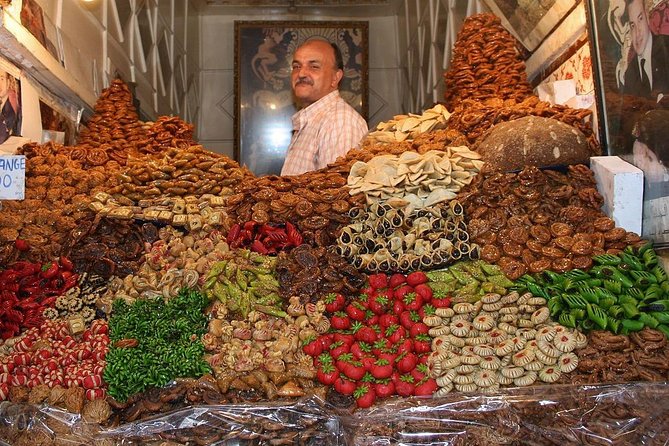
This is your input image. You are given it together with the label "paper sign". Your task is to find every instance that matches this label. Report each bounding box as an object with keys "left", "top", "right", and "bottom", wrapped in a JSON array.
[{"left": 0, "top": 155, "right": 26, "bottom": 200}]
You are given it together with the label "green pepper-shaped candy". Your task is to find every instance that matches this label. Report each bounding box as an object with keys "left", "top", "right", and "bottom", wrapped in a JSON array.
[
  {"left": 618, "top": 294, "right": 638, "bottom": 307},
  {"left": 626, "top": 287, "right": 644, "bottom": 300},
  {"left": 586, "top": 303, "right": 608, "bottom": 330},
  {"left": 642, "top": 248, "right": 659, "bottom": 268},
  {"left": 645, "top": 300, "right": 669, "bottom": 311},
  {"left": 607, "top": 317, "right": 621, "bottom": 334},
  {"left": 621, "top": 302, "right": 639, "bottom": 319},
  {"left": 644, "top": 284, "right": 664, "bottom": 301},
  {"left": 592, "top": 266, "right": 635, "bottom": 288},
  {"left": 580, "top": 318, "right": 595, "bottom": 331},
  {"left": 584, "top": 278, "right": 603, "bottom": 288},
  {"left": 630, "top": 270, "right": 658, "bottom": 287},
  {"left": 563, "top": 294, "right": 588, "bottom": 309},
  {"left": 570, "top": 308, "right": 586, "bottom": 320},
  {"left": 661, "top": 281, "right": 669, "bottom": 294},
  {"left": 526, "top": 282, "right": 549, "bottom": 299},
  {"left": 592, "top": 254, "right": 622, "bottom": 266},
  {"left": 542, "top": 270, "right": 562, "bottom": 284},
  {"left": 548, "top": 296, "right": 564, "bottom": 315},
  {"left": 608, "top": 305, "right": 624, "bottom": 318},
  {"left": 650, "top": 311, "right": 669, "bottom": 324},
  {"left": 638, "top": 312, "right": 660, "bottom": 329},
  {"left": 598, "top": 296, "right": 616, "bottom": 310},
  {"left": 578, "top": 287, "right": 599, "bottom": 304},
  {"left": 620, "top": 252, "right": 644, "bottom": 271},
  {"left": 562, "top": 269, "right": 592, "bottom": 282},
  {"left": 621, "top": 319, "right": 645, "bottom": 332},
  {"left": 651, "top": 265, "right": 668, "bottom": 283},
  {"left": 603, "top": 279, "right": 622, "bottom": 294},
  {"left": 559, "top": 313, "right": 577, "bottom": 328}
]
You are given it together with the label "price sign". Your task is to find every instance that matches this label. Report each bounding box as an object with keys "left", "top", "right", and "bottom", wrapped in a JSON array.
[{"left": 0, "top": 155, "right": 26, "bottom": 200}]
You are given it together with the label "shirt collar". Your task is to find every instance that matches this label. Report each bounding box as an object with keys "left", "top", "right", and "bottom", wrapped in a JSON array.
[
  {"left": 639, "top": 33, "right": 653, "bottom": 65},
  {"left": 292, "top": 90, "right": 341, "bottom": 131}
]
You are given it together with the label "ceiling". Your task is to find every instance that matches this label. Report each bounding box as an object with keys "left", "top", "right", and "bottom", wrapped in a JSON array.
[{"left": 192, "top": 0, "right": 403, "bottom": 16}]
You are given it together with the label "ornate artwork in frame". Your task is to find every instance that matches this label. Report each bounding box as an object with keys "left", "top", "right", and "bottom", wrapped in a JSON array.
[
  {"left": 483, "top": 0, "right": 578, "bottom": 52},
  {"left": 586, "top": 0, "right": 669, "bottom": 247},
  {"left": 234, "top": 21, "right": 369, "bottom": 176}
]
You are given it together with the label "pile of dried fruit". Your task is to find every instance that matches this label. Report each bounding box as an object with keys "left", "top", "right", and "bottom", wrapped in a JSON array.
[
  {"left": 104, "top": 288, "right": 211, "bottom": 402},
  {"left": 459, "top": 165, "right": 643, "bottom": 279},
  {"left": 203, "top": 299, "right": 328, "bottom": 400},
  {"left": 227, "top": 171, "right": 363, "bottom": 246}
]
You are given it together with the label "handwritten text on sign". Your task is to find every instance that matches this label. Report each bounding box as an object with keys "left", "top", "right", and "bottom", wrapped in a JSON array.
[{"left": 0, "top": 156, "right": 26, "bottom": 200}]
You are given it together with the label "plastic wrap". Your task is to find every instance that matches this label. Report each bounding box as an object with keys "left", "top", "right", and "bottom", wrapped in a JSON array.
[
  {"left": 348, "top": 382, "right": 669, "bottom": 446},
  {"left": 1, "top": 383, "right": 668, "bottom": 445},
  {"left": 0, "top": 396, "right": 346, "bottom": 445}
]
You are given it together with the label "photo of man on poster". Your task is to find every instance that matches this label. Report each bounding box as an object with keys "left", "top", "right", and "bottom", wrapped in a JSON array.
[{"left": 0, "top": 70, "right": 22, "bottom": 145}]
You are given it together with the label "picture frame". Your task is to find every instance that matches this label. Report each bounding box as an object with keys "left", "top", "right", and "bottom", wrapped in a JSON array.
[
  {"left": 586, "top": 0, "right": 669, "bottom": 247},
  {"left": 483, "top": 0, "right": 578, "bottom": 52},
  {"left": 234, "top": 20, "right": 369, "bottom": 176}
]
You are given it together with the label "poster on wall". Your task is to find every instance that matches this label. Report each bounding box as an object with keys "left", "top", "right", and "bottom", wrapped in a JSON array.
[
  {"left": 0, "top": 69, "right": 23, "bottom": 147},
  {"left": 483, "top": 0, "right": 578, "bottom": 52},
  {"left": 20, "top": 0, "right": 60, "bottom": 61},
  {"left": 587, "top": 0, "right": 669, "bottom": 247},
  {"left": 234, "top": 21, "right": 368, "bottom": 176}
]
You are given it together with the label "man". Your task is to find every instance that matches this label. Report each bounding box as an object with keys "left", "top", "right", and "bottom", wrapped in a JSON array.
[
  {"left": 280, "top": 37, "right": 368, "bottom": 176},
  {"left": 623, "top": 0, "right": 669, "bottom": 101},
  {"left": 0, "top": 71, "right": 21, "bottom": 145}
]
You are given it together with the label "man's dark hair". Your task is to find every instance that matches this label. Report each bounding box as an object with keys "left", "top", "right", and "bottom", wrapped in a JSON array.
[
  {"left": 623, "top": 0, "right": 643, "bottom": 23},
  {"left": 331, "top": 43, "right": 344, "bottom": 71}
]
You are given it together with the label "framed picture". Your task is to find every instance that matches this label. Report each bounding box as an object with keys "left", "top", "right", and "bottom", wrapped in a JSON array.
[
  {"left": 234, "top": 20, "right": 368, "bottom": 176},
  {"left": 0, "top": 69, "right": 22, "bottom": 146},
  {"left": 587, "top": 0, "right": 669, "bottom": 247},
  {"left": 483, "top": 0, "right": 578, "bottom": 52}
]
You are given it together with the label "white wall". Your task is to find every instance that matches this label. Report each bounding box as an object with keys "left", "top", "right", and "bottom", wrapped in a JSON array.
[{"left": 198, "top": 13, "right": 404, "bottom": 159}]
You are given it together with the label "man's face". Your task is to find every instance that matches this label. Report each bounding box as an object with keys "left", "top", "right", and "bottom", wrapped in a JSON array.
[
  {"left": 0, "top": 73, "right": 9, "bottom": 101},
  {"left": 628, "top": 0, "right": 651, "bottom": 56},
  {"left": 291, "top": 40, "right": 342, "bottom": 106}
]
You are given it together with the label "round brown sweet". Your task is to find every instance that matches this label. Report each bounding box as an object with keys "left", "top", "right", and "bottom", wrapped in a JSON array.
[{"left": 475, "top": 116, "right": 590, "bottom": 172}]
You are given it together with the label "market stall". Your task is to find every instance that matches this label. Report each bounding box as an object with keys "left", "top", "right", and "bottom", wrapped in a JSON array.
[{"left": 0, "top": 12, "right": 668, "bottom": 446}]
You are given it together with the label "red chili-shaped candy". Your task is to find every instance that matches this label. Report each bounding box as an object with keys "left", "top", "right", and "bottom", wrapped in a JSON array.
[{"left": 0, "top": 383, "right": 8, "bottom": 401}]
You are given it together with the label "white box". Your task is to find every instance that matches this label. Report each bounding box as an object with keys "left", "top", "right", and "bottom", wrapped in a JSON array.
[{"left": 590, "top": 156, "right": 643, "bottom": 235}]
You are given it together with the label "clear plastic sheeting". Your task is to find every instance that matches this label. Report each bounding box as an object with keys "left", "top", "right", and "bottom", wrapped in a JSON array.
[
  {"left": 348, "top": 382, "right": 669, "bottom": 446},
  {"left": 1, "top": 383, "right": 669, "bottom": 445},
  {"left": 0, "top": 397, "right": 346, "bottom": 445}
]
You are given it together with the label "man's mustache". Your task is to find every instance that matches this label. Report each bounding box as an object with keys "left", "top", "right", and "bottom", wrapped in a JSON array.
[{"left": 295, "top": 78, "right": 313, "bottom": 86}]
